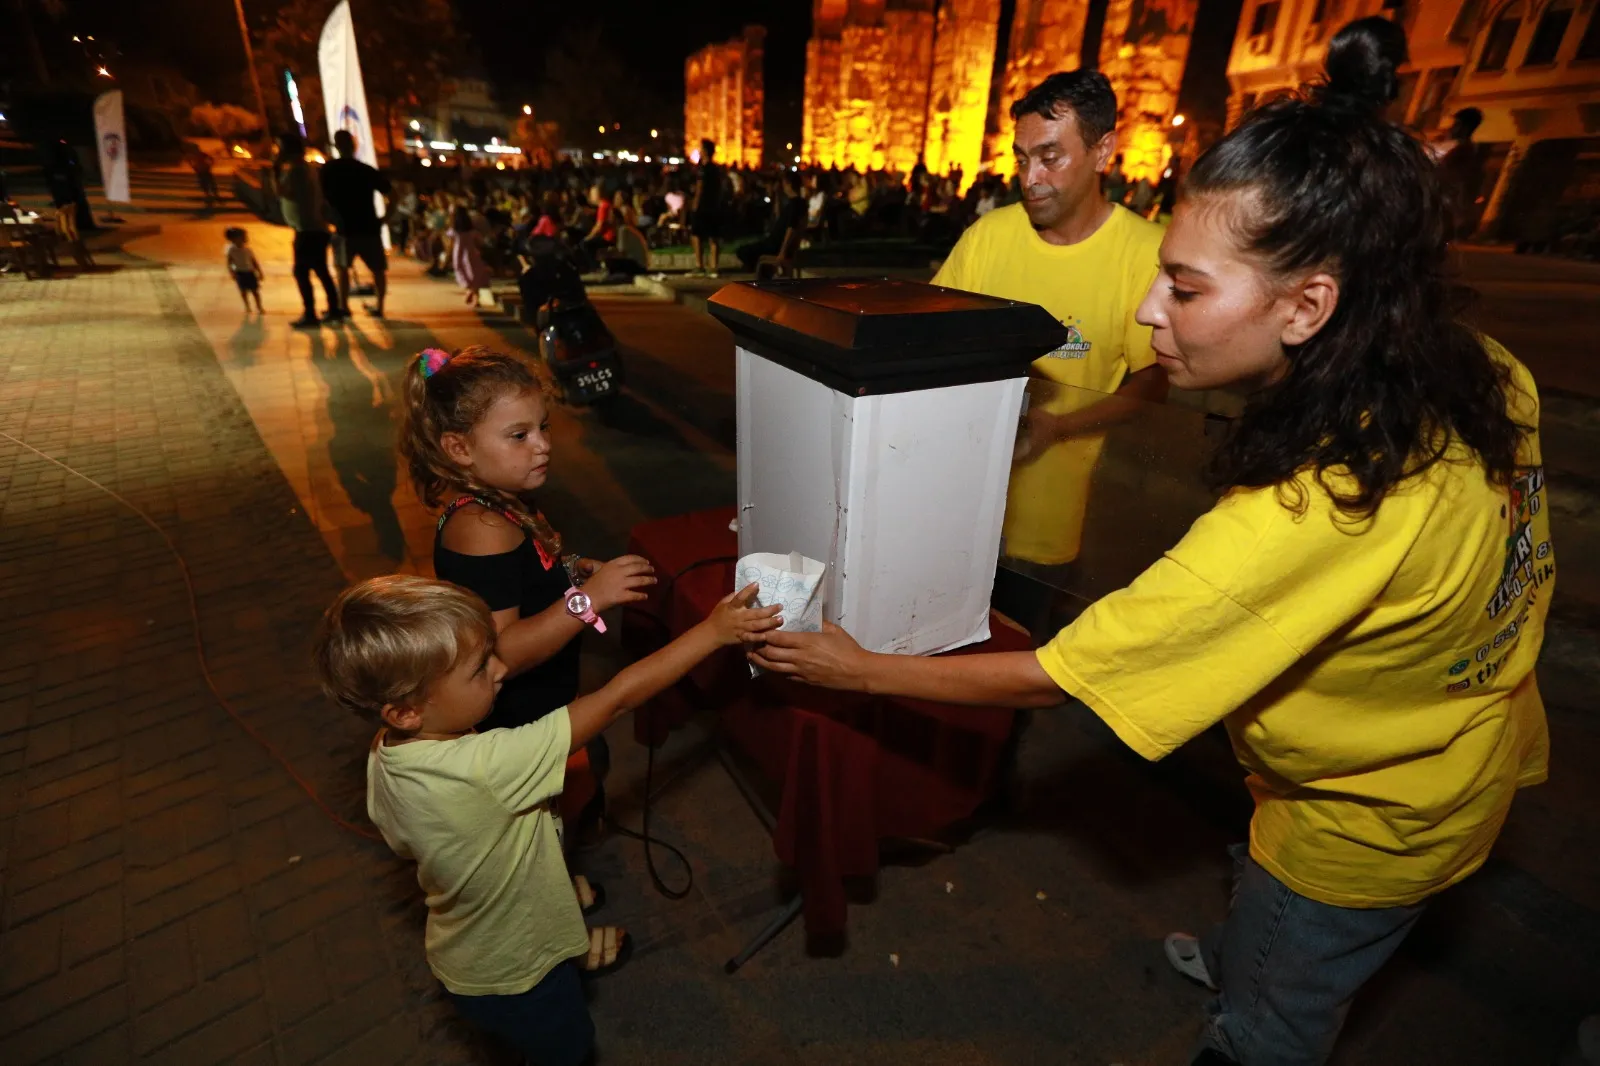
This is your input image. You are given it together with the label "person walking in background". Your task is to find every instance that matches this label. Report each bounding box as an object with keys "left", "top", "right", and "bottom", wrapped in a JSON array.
[
  {"left": 276, "top": 132, "right": 343, "bottom": 328},
  {"left": 690, "top": 139, "right": 725, "bottom": 277},
  {"left": 580, "top": 183, "right": 616, "bottom": 269},
  {"left": 190, "top": 147, "right": 219, "bottom": 209},
  {"left": 1104, "top": 153, "right": 1129, "bottom": 205},
  {"left": 322, "top": 129, "right": 392, "bottom": 318},
  {"left": 224, "top": 226, "right": 264, "bottom": 313},
  {"left": 449, "top": 205, "right": 490, "bottom": 306},
  {"left": 1430, "top": 107, "right": 1486, "bottom": 239}
]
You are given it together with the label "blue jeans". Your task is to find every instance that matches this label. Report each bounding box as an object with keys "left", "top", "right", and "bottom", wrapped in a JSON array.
[
  {"left": 450, "top": 960, "right": 594, "bottom": 1066},
  {"left": 1197, "top": 844, "right": 1427, "bottom": 1066}
]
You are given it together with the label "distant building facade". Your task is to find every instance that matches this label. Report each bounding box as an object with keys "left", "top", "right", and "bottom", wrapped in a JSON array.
[
  {"left": 1223, "top": 0, "right": 1600, "bottom": 241},
  {"left": 432, "top": 78, "right": 511, "bottom": 144},
  {"left": 801, "top": 0, "right": 999, "bottom": 182},
  {"left": 1450, "top": 0, "right": 1600, "bottom": 242},
  {"left": 988, "top": 0, "right": 1094, "bottom": 177},
  {"left": 685, "top": 26, "right": 766, "bottom": 167}
]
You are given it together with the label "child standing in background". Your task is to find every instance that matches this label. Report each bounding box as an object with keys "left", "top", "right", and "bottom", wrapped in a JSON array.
[{"left": 224, "top": 227, "right": 263, "bottom": 313}]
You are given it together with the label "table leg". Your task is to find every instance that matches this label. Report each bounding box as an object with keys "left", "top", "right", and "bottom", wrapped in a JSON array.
[{"left": 723, "top": 893, "right": 803, "bottom": 975}]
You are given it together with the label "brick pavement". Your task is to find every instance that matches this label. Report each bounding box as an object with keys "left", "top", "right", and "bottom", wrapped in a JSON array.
[{"left": 0, "top": 266, "right": 492, "bottom": 1065}]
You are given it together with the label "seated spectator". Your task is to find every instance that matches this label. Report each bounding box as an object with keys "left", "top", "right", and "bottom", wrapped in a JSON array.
[{"left": 737, "top": 171, "right": 806, "bottom": 273}]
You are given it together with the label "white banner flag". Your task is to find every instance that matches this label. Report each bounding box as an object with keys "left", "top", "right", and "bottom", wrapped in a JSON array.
[
  {"left": 317, "top": 0, "right": 388, "bottom": 243},
  {"left": 93, "top": 90, "right": 130, "bottom": 204}
]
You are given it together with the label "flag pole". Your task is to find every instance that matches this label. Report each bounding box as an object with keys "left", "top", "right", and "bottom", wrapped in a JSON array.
[{"left": 234, "top": 0, "right": 272, "bottom": 142}]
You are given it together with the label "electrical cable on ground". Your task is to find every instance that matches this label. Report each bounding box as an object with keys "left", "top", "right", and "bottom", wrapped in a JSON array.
[{"left": 0, "top": 429, "right": 386, "bottom": 843}]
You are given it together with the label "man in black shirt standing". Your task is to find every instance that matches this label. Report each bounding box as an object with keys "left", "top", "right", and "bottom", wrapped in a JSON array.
[
  {"left": 690, "top": 139, "right": 725, "bottom": 278},
  {"left": 322, "top": 130, "right": 393, "bottom": 318}
]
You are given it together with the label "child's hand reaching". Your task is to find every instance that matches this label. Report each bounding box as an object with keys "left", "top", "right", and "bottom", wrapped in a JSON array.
[
  {"left": 707, "top": 583, "right": 783, "bottom": 647},
  {"left": 583, "top": 555, "right": 657, "bottom": 611}
]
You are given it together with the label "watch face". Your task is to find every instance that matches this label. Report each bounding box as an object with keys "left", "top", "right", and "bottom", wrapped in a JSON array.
[{"left": 567, "top": 592, "right": 592, "bottom": 616}]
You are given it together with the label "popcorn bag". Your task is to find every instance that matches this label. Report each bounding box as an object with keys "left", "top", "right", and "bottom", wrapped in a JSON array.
[{"left": 736, "top": 552, "right": 826, "bottom": 669}]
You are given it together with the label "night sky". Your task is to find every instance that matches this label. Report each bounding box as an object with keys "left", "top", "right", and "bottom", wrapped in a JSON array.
[{"left": 49, "top": 0, "right": 1241, "bottom": 154}]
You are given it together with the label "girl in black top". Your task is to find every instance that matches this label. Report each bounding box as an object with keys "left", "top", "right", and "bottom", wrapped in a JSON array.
[
  {"left": 400, "top": 344, "right": 654, "bottom": 723},
  {"left": 399, "top": 345, "right": 655, "bottom": 855}
]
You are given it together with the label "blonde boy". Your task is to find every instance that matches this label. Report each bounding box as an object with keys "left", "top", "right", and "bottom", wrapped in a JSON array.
[{"left": 314, "top": 575, "right": 777, "bottom": 1064}]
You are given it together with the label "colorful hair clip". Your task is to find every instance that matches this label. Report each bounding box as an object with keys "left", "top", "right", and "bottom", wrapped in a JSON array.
[{"left": 418, "top": 348, "right": 452, "bottom": 379}]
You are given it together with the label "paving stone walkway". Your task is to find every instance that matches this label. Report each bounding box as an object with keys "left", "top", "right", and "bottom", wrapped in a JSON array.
[{"left": 0, "top": 266, "right": 487, "bottom": 1064}]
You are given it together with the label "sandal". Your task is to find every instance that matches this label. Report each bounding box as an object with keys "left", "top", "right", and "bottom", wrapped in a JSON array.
[
  {"left": 579, "top": 925, "right": 632, "bottom": 979},
  {"left": 1164, "top": 932, "right": 1218, "bottom": 991},
  {"left": 573, "top": 875, "right": 605, "bottom": 917}
]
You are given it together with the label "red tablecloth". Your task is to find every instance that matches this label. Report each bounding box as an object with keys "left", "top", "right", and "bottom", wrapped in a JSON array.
[{"left": 622, "top": 507, "right": 1032, "bottom": 938}]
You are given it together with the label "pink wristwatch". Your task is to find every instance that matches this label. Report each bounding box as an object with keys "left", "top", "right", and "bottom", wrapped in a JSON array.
[{"left": 564, "top": 587, "right": 606, "bottom": 633}]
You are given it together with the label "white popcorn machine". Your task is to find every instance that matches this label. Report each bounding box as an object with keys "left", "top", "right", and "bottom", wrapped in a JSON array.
[{"left": 707, "top": 278, "right": 1067, "bottom": 656}]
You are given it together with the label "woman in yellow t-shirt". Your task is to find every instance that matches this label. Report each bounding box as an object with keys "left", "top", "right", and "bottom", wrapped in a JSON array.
[{"left": 750, "top": 21, "right": 1552, "bottom": 1066}]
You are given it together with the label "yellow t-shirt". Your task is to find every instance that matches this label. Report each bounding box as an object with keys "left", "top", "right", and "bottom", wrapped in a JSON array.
[
  {"left": 367, "top": 709, "right": 589, "bottom": 995},
  {"left": 933, "top": 203, "right": 1165, "bottom": 565},
  {"left": 1035, "top": 344, "right": 1552, "bottom": 908}
]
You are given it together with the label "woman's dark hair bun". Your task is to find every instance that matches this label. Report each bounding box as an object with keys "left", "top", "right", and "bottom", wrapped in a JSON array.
[{"left": 1321, "top": 16, "right": 1409, "bottom": 111}]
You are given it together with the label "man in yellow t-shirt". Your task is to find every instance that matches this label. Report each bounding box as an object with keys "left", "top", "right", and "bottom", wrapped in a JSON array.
[{"left": 934, "top": 71, "right": 1168, "bottom": 595}]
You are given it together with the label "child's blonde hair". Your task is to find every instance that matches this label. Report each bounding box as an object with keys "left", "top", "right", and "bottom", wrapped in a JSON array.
[
  {"left": 397, "top": 345, "right": 561, "bottom": 555},
  {"left": 313, "top": 575, "right": 495, "bottom": 717}
]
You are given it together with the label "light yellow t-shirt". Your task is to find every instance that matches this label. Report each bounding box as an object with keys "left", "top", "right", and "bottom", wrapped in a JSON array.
[
  {"left": 1036, "top": 345, "right": 1552, "bottom": 908},
  {"left": 933, "top": 203, "right": 1165, "bottom": 565},
  {"left": 367, "top": 709, "right": 589, "bottom": 995}
]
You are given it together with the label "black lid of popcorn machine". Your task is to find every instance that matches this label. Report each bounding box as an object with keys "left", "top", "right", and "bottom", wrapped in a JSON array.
[{"left": 705, "top": 277, "right": 1070, "bottom": 396}]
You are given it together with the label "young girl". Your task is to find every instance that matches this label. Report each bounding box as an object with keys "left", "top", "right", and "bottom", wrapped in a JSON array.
[
  {"left": 449, "top": 205, "right": 491, "bottom": 305},
  {"left": 398, "top": 344, "right": 656, "bottom": 954},
  {"left": 753, "top": 22, "right": 1551, "bottom": 1066},
  {"left": 224, "top": 227, "right": 264, "bottom": 313}
]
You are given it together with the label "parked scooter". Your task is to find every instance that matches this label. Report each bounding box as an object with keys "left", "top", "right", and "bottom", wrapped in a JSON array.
[{"left": 516, "top": 241, "right": 624, "bottom": 407}]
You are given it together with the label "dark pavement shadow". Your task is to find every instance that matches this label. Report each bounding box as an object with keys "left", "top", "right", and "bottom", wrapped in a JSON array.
[
  {"left": 226, "top": 315, "right": 266, "bottom": 367},
  {"left": 306, "top": 324, "right": 411, "bottom": 564}
]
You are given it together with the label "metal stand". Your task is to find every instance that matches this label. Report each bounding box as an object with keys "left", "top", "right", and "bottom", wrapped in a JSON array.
[
  {"left": 724, "top": 894, "right": 803, "bottom": 974},
  {"left": 714, "top": 743, "right": 805, "bottom": 974}
]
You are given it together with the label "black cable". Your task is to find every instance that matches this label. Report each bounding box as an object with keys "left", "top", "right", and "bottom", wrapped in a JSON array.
[{"left": 608, "top": 552, "right": 741, "bottom": 901}]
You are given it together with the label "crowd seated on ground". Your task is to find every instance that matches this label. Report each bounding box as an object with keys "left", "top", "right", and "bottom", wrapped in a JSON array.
[{"left": 376, "top": 149, "right": 1185, "bottom": 281}]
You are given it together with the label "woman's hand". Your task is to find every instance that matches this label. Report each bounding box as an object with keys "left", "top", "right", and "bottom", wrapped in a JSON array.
[
  {"left": 705, "top": 583, "right": 783, "bottom": 647},
  {"left": 577, "top": 557, "right": 604, "bottom": 580},
  {"left": 583, "top": 555, "right": 656, "bottom": 612},
  {"left": 747, "top": 623, "right": 873, "bottom": 691}
]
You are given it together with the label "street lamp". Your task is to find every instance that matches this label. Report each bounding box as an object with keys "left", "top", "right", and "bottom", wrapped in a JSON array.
[
  {"left": 1172, "top": 113, "right": 1186, "bottom": 127},
  {"left": 598, "top": 125, "right": 605, "bottom": 134},
  {"left": 523, "top": 104, "right": 533, "bottom": 116},
  {"left": 231, "top": 0, "right": 272, "bottom": 146}
]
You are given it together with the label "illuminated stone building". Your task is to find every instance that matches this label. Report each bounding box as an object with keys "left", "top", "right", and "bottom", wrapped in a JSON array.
[
  {"left": 1223, "top": 0, "right": 1471, "bottom": 129},
  {"left": 1223, "top": 0, "right": 1600, "bottom": 239},
  {"left": 1448, "top": 0, "right": 1600, "bottom": 241},
  {"left": 684, "top": 26, "right": 766, "bottom": 167},
  {"left": 1099, "top": 0, "right": 1200, "bottom": 180},
  {"left": 923, "top": 0, "right": 1003, "bottom": 180},
  {"left": 989, "top": 0, "right": 1095, "bottom": 177},
  {"left": 801, "top": 0, "right": 999, "bottom": 182}
]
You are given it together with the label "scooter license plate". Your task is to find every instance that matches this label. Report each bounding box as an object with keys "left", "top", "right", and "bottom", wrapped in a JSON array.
[{"left": 575, "top": 367, "right": 614, "bottom": 390}]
